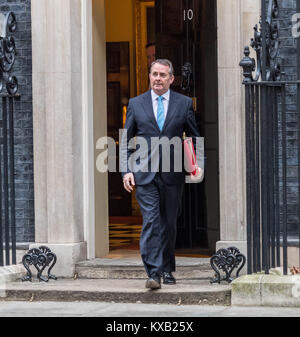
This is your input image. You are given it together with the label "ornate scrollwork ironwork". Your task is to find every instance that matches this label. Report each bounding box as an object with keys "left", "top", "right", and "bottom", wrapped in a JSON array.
[
  {"left": 240, "top": 0, "right": 281, "bottom": 83},
  {"left": 0, "top": 11, "right": 18, "bottom": 95},
  {"left": 210, "top": 247, "right": 246, "bottom": 284},
  {"left": 22, "top": 246, "right": 58, "bottom": 283}
]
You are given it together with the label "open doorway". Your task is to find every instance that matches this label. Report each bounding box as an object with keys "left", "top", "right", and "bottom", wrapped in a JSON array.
[{"left": 105, "top": 0, "right": 219, "bottom": 257}]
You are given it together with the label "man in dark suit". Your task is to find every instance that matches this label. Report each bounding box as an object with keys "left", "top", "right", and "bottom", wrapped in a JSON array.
[{"left": 120, "top": 59, "right": 202, "bottom": 290}]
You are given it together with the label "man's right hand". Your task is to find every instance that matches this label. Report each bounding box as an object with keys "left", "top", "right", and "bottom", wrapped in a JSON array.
[{"left": 123, "top": 173, "right": 135, "bottom": 193}]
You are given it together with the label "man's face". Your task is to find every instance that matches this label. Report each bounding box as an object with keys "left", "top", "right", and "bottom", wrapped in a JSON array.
[
  {"left": 146, "top": 45, "right": 156, "bottom": 68},
  {"left": 149, "top": 63, "right": 175, "bottom": 95}
]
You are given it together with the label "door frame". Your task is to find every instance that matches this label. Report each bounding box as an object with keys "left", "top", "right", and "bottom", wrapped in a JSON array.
[
  {"left": 82, "top": 0, "right": 96, "bottom": 259},
  {"left": 82, "top": 0, "right": 110, "bottom": 259},
  {"left": 135, "top": 0, "right": 154, "bottom": 95}
]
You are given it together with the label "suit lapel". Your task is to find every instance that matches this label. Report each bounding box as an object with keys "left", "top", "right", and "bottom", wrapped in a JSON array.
[
  {"left": 142, "top": 90, "right": 160, "bottom": 132},
  {"left": 162, "top": 90, "right": 179, "bottom": 132}
]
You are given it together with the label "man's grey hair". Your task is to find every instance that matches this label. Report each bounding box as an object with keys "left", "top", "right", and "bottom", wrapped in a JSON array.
[{"left": 150, "top": 59, "right": 174, "bottom": 76}]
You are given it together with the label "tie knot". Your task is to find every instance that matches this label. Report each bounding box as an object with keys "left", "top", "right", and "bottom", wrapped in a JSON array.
[{"left": 158, "top": 96, "right": 163, "bottom": 102}]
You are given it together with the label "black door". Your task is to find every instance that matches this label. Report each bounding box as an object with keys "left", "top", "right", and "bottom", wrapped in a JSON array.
[
  {"left": 155, "top": 0, "right": 219, "bottom": 253},
  {"left": 106, "top": 42, "right": 131, "bottom": 217}
]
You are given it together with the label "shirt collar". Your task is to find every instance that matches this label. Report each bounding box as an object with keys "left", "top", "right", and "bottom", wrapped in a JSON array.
[{"left": 151, "top": 89, "right": 170, "bottom": 101}]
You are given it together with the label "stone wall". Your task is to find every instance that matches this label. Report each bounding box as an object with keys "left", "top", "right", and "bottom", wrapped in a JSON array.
[{"left": 0, "top": 0, "right": 34, "bottom": 243}]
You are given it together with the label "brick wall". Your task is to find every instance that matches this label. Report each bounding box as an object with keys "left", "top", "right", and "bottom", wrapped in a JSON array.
[
  {"left": 243, "top": 1, "right": 300, "bottom": 236},
  {"left": 259, "top": 0, "right": 300, "bottom": 236},
  {"left": 277, "top": 0, "right": 299, "bottom": 236},
  {"left": 0, "top": 0, "right": 34, "bottom": 243},
  {"left": 278, "top": 0, "right": 297, "bottom": 80}
]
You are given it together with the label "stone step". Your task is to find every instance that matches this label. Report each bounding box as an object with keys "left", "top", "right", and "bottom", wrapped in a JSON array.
[
  {"left": 75, "top": 257, "right": 214, "bottom": 280},
  {"left": 3, "top": 278, "right": 231, "bottom": 306}
]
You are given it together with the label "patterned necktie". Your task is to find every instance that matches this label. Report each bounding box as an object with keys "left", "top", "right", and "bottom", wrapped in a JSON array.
[{"left": 157, "top": 96, "right": 165, "bottom": 131}]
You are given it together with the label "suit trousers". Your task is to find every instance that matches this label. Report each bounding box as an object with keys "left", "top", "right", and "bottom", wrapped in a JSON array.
[{"left": 135, "top": 173, "right": 183, "bottom": 278}]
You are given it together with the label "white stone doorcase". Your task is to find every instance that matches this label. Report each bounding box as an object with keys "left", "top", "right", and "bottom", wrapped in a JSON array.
[{"left": 30, "top": 0, "right": 259, "bottom": 277}]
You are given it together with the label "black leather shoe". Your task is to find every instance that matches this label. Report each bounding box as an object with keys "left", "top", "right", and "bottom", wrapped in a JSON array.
[
  {"left": 145, "top": 277, "right": 161, "bottom": 290},
  {"left": 162, "top": 272, "right": 176, "bottom": 284}
]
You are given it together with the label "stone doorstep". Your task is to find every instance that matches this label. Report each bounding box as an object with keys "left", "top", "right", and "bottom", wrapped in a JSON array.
[
  {"left": 75, "top": 257, "right": 213, "bottom": 280},
  {"left": 231, "top": 273, "right": 300, "bottom": 307},
  {"left": 0, "top": 260, "right": 229, "bottom": 306},
  {"left": 2, "top": 278, "right": 231, "bottom": 306},
  {"left": 75, "top": 267, "right": 214, "bottom": 280},
  {"left": 76, "top": 257, "right": 212, "bottom": 267}
]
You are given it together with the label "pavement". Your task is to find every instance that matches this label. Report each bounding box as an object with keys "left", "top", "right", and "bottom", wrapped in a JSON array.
[{"left": 0, "top": 300, "right": 300, "bottom": 317}]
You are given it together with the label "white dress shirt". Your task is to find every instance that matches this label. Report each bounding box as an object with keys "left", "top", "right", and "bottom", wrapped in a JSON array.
[{"left": 151, "top": 89, "right": 170, "bottom": 121}]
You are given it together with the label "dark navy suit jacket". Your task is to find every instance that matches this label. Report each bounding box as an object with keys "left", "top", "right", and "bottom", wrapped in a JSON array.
[{"left": 120, "top": 90, "right": 201, "bottom": 185}]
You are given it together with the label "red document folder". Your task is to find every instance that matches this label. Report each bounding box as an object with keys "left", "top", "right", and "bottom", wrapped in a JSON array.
[{"left": 183, "top": 137, "right": 198, "bottom": 176}]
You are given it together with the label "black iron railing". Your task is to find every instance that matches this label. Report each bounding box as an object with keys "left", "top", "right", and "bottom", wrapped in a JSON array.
[
  {"left": 0, "top": 95, "right": 17, "bottom": 266},
  {"left": 240, "top": 0, "right": 300, "bottom": 275},
  {"left": 0, "top": 11, "right": 19, "bottom": 267},
  {"left": 242, "top": 80, "right": 300, "bottom": 275}
]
